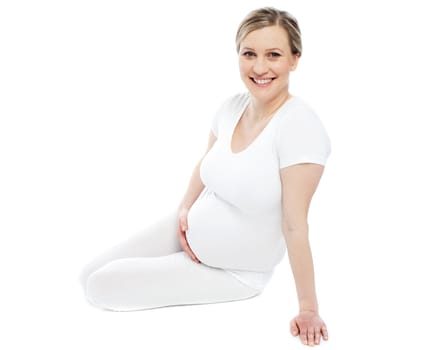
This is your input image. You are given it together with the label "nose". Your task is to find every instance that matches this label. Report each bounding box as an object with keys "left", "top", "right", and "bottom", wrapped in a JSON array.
[{"left": 252, "top": 57, "right": 269, "bottom": 75}]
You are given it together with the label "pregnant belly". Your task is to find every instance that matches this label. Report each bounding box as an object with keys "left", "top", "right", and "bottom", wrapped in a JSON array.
[{"left": 186, "top": 189, "right": 285, "bottom": 271}]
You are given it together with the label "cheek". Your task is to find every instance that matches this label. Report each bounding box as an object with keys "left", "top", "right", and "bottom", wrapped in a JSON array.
[
  {"left": 267, "top": 67, "right": 288, "bottom": 82},
  {"left": 274, "top": 62, "right": 291, "bottom": 76},
  {"left": 238, "top": 59, "right": 251, "bottom": 75}
]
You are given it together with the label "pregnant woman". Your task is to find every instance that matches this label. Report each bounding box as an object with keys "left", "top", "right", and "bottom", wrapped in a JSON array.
[{"left": 79, "top": 7, "right": 330, "bottom": 347}]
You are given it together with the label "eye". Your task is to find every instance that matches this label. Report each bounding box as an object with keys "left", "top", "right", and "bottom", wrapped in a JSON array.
[
  {"left": 268, "top": 52, "right": 281, "bottom": 58},
  {"left": 242, "top": 51, "right": 256, "bottom": 57}
]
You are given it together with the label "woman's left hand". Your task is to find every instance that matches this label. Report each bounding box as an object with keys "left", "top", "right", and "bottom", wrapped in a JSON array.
[{"left": 290, "top": 310, "right": 328, "bottom": 346}]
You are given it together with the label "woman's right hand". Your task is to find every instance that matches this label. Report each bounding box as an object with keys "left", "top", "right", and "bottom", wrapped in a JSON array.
[{"left": 177, "top": 207, "right": 201, "bottom": 263}]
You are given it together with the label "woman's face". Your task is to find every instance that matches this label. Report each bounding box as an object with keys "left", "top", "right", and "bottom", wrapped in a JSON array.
[{"left": 238, "top": 25, "right": 299, "bottom": 104}]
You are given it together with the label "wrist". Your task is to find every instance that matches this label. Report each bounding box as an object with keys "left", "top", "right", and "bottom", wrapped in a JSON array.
[
  {"left": 178, "top": 205, "right": 192, "bottom": 217},
  {"left": 299, "top": 301, "right": 319, "bottom": 314},
  {"left": 178, "top": 202, "right": 190, "bottom": 211},
  {"left": 299, "top": 308, "right": 319, "bottom": 315}
]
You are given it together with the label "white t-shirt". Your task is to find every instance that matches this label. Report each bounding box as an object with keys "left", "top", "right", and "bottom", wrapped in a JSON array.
[{"left": 186, "top": 93, "right": 331, "bottom": 291}]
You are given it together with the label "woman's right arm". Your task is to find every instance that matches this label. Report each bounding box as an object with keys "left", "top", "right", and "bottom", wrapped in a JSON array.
[
  {"left": 178, "top": 131, "right": 216, "bottom": 211},
  {"left": 177, "top": 131, "right": 217, "bottom": 263}
]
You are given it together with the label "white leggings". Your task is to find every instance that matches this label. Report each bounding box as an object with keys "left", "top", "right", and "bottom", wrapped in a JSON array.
[{"left": 79, "top": 211, "right": 261, "bottom": 311}]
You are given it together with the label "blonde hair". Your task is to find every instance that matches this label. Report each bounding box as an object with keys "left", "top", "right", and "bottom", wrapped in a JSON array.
[{"left": 235, "top": 7, "right": 302, "bottom": 57}]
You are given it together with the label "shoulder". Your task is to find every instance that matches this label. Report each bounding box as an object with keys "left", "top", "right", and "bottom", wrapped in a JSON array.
[
  {"left": 277, "top": 96, "right": 323, "bottom": 126},
  {"left": 210, "top": 92, "right": 249, "bottom": 137},
  {"left": 212, "top": 92, "right": 249, "bottom": 123},
  {"left": 217, "top": 92, "right": 249, "bottom": 113},
  {"left": 275, "top": 96, "right": 331, "bottom": 167},
  {"left": 276, "top": 96, "right": 330, "bottom": 141}
]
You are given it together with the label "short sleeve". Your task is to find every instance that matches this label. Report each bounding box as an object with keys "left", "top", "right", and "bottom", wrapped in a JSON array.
[
  {"left": 210, "top": 93, "right": 249, "bottom": 138},
  {"left": 211, "top": 107, "right": 222, "bottom": 138},
  {"left": 276, "top": 101, "right": 331, "bottom": 169}
]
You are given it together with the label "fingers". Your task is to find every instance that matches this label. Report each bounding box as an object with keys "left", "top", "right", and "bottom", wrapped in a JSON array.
[
  {"left": 177, "top": 217, "right": 200, "bottom": 264},
  {"left": 321, "top": 324, "right": 329, "bottom": 341},
  {"left": 300, "top": 330, "right": 307, "bottom": 346},
  {"left": 304, "top": 327, "right": 328, "bottom": 346},
  {"left": 179, "top": 233, "right": 200, "bottom": 263},
  {"left": 188, "top": 248, "right": 201, "bottom": 263},
  {"left": 291, "top": 317, "right": 328, "bottom": 346},
  {"left": 307, "top": 327, "right": 315, "bottom": 346},
  {"left": 290, "top": 319, "right": 299, "bottom": 337},
  {"left": 314, "top": 327, "right": 321, "bottom": 345}
]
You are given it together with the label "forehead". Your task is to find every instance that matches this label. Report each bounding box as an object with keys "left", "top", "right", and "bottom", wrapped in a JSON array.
[{"left": 241, "top": 25, "right": 290, "bottom": 50}]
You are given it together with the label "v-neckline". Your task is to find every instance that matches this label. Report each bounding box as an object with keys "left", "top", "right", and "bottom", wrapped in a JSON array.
[{"left": 229, "top": 95, "right": 295, "bottom": 155}]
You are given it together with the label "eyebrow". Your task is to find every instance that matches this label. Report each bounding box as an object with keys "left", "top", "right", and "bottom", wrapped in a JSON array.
[{"left": 241, "top": 47, "right": 285, "bottom": 53}]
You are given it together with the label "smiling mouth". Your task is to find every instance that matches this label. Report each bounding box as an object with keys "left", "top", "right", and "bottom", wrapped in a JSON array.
[{"left": 251, "top": 77, "right": 275, "bottom": 86}]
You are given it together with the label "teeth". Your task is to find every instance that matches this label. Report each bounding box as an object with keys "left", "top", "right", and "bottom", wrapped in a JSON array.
[{"left": 253, "top": 78, "right": 272, "bottom": 84}]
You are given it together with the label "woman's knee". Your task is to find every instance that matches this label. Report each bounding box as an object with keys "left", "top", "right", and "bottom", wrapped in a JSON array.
[
  {"left": 85, "top": 262, "right": 123, "bottom": 311},
  {"left": 79, "top": 263, "right": 95, "bottom": 290},
  {"left": 85, "top": 258, "right": 151, "bottom": 311}
]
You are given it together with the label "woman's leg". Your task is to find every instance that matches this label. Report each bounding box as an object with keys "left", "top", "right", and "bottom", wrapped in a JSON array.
[
  {"left": 79, "top": 211, "right": 181, "bottom": 289},
  {"left": 80, "top": 211, "right": 261, "bottom": 311},
  {"left": 85, "top": 251, "right": 260, "bottom": 311}
]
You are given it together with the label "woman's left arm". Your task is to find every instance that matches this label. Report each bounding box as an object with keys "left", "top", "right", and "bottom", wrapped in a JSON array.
[{"left": 280, "top": 163, "right": 329, "bottom": 346}]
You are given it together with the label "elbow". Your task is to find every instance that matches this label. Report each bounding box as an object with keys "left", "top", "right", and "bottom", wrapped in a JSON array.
[
  {"left": 282, "top": 221, "right": 309, "bottom": 240},
  {"left": 282, "top": 219, "right": 309, "bottom": 234}
]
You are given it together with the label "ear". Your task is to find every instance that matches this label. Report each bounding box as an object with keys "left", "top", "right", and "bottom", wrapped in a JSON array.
[{"left": 290, "top": 54, "right": 300, "bottom": 71}]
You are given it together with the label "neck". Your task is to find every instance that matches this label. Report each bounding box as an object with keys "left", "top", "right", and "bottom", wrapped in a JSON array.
[{"left": 248, "top": 91, "right": 291, "bottom": 122}]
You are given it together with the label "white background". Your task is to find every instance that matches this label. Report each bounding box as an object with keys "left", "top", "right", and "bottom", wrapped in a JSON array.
[{"left": 1, "top": 0, "right": 429, "bottom": 349}]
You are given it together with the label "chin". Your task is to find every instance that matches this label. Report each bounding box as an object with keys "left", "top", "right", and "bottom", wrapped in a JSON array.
[{"left": 248, "top": 89, "right": 277, "bottom": 103}]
